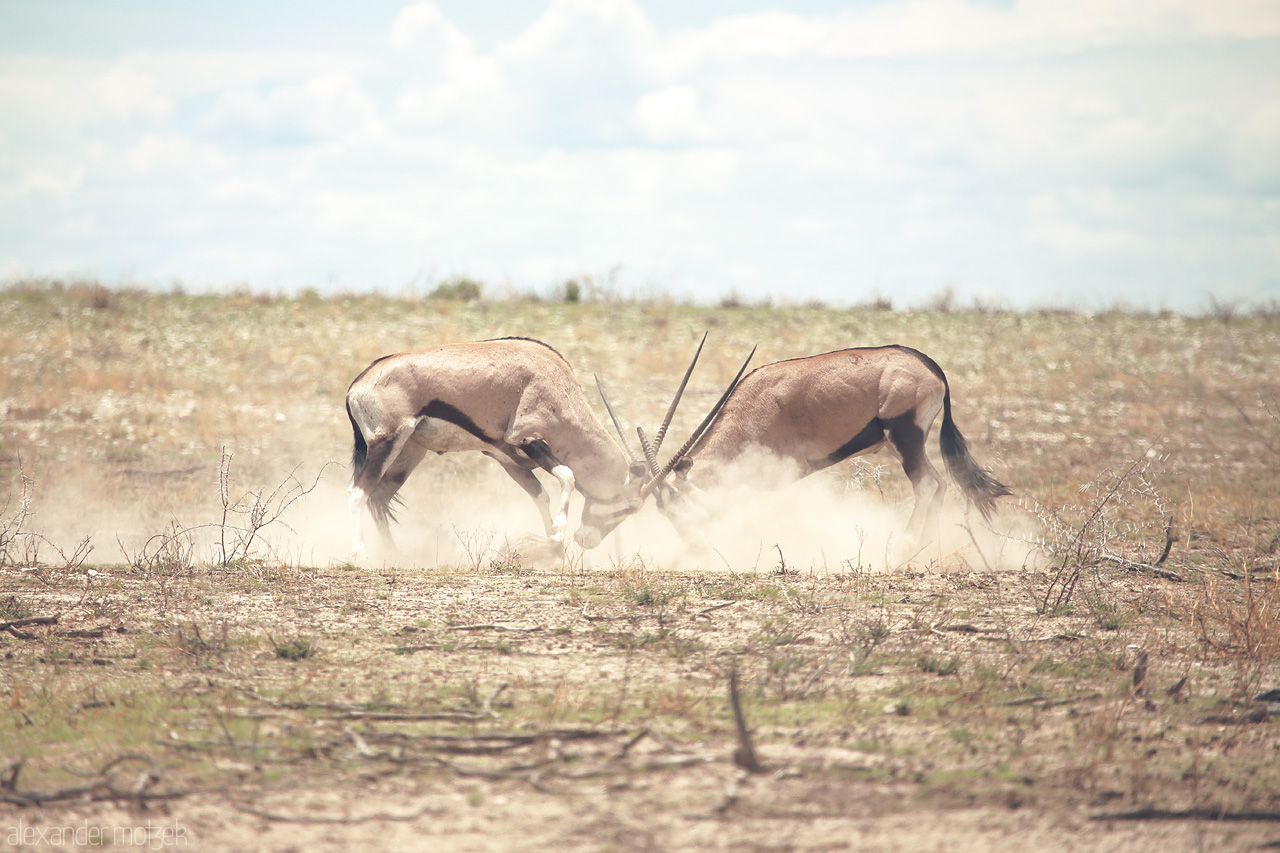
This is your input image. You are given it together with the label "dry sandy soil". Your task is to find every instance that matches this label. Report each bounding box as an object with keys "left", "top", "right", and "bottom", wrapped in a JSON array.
[{"left": 2, "top": 286, "right": 1279, "bottom": 851}]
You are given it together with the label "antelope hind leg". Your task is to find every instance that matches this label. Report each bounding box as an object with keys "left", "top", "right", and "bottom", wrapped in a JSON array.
[{"left": 886, "top": 415, "right": 946, "bottom": 538}]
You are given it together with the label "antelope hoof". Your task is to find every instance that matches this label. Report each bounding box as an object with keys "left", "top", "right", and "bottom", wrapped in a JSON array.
[{"left": 574, "top": 527, "right": 603, "bottom": 550}]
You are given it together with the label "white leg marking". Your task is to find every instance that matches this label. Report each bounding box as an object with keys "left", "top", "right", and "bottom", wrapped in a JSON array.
[
  {"left": 549, "top": 464, "right": 575, "bottom": 545},
  {"left": 348, "top": 486, "right": 368, "bottom": 560}
]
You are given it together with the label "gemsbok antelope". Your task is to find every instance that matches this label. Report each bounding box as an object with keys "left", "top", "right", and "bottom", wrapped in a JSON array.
[
  {"left": 344, "top": 337, "right": 698, "bottom": 556},
  {"left": 599, "top": 344, "right": 1010, "bottom": 542}
]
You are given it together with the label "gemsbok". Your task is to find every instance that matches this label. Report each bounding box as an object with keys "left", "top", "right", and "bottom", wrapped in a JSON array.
[
  {"left": 344, "top": 337, "right": 698, "bottom": 556},
  {"left": 599, "top": 344, "right": 1011, "bottom": 542}
]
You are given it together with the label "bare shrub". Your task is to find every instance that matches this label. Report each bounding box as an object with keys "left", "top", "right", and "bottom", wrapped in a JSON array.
[
  {"left": 1205, "top": 294, "right": 1238, "bottom": 322},
  {"left": 212, "top": 448, "right": 331, "bottom": 568},
  {"left": 428, "top": 276, "right": 483, "bottom": 302},
  {"left": 453, "top": 525, "right": 498, "bottom": 572},
  {"left": 1027, "top": 452, "right": 1172, "bottom": 615},
  {"left": 118, "top": 520, "right": 196, "bottom": 576},
  {"left": 852, "top": 293, "right": 894, "bottom": 312},
  {"left": 719, "top": 290, "right": 745, "bottom": 309},
  {"left": 927, "top": 285, "right": 956, "bottom": 313},
  {"left": 172, "top": 619, "right": 232, "bottom": 667},
  {"left": 1190, "top": 565, "right": 1280, "bottom": 700},
  {"left": 0, "top": 467, "right": 92, "bottom": 574},
  {"left": 115, "top": 450, "right": 331, "bottom": 574},
  {"left": 68, "top": 282, "right": 111, "bottom": 311},
  {"left": 0, "top": 469, "right": 35, "bottom": 567}
]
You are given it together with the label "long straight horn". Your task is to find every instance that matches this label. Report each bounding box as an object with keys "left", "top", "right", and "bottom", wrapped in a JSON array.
[
  {"left": 637, "top": 425, "right": 659, "bottom": 477},
  {"left": 595, "top": 374, "right": 640, "bottom": 463},
  {"left": 641, "top": 345, "right": 756, "bottom": 497},
  {"left": 652, "top": 331, "right": 707, "bottom": 455}
]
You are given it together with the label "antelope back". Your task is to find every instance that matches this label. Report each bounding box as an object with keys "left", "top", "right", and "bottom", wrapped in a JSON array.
[{"left": 680, "top": 346, "right": 947, "bottom": 476}]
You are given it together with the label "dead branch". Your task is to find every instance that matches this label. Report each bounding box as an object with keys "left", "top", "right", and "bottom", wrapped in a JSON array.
[
  {"left": 1132, "top": 650, "right": 1149, "bottom": 695},
  {"left": 694, "top": 601, "right": 736, "bottom": 619},
  {"left": 430, "top": 755, "right": 553, "bottom": 781},
  {"left": 688, "top": 770, "right": 749, "bottom": 819},
  {"left": 481, "top": 682, "right": 508, "bottom": 718},
  {"left": 1, "top": 754, "right": 180, "bottom": 806},
  {"left": 616, "top": 727, "right": 651, "bottom": 758},
  {"left": 728, "top": 668, "right": 764, "bottom": 773},
  {"left": 343, "top": 724, "right": 380, "bottom": 759},
  {"left": 237, "top": 687, "right": 406, "bottom": 714},
  {"left": 158, "top": 737, "right": 278, "bottom": 753},
  {"left": 234, "top": 801, "right": 441, "bottom": 824},
  {"left": 1199, "top": 706, "right": 1270, "bottom": 725},
  {"left": 1092, "top": 806, "right": 1280, "bottom": 822},
  {"left": 796, "top": 648, "right": 845, "bottom": 698},
  {"left": 1101, "top": 553, "right": 1183, "bottom": 581},
  {"left": 447, "top": 623, "right": 541, "bottom": 632},
  {"left": 1002, "top": 692, "right": 1100, "bottom": 709},
  {"left": 935, "top": 622, "right": 1001, "bottom": 634},
  {"left": 236, "top": 689, "right": 492, "bottom": 721},
  {"left": 332, "top": 710, "right": 492, "bottom": 722},
  {"left": 0, "top": 613, "right": 60, "bottom": 639},
  {"left": 58, "top": 626, "right": 119, "bottom": 639},
  {"left": 1156, "top": 517, "right": 1175, "bottom": 566},
  {"left": 362, "top": 729, "right": 616, "bottom": 753}
]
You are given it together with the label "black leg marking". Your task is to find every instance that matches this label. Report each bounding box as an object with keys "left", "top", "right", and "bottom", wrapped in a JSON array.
[
  {"left": 521, "top": 439, "right": 566, "bottom": 475},
  {"left": 885, "top": 413, "right": 927, "bottom": 482},
  {"left": 360, "top": 439, "right": 428, "bottom": 550},
  {"left": 353, "top": 437, "right": 397, "bottom": 499},
  {"left": 822, "top": 419, "right": 886, "bottom": 469},
  {"left": 885, "top": 411, "right": 946, "bottom": 531}
]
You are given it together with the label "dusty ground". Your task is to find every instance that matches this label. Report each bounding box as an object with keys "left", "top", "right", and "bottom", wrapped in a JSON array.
[
  {"left": 3, "top": 286, "right": 1280, "bottom": 850},
  {"left": 5, "top": 561, "right": 1280, "bottom": 852}
]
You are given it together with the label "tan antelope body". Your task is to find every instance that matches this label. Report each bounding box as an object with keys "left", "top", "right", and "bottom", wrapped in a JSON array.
[
  {"left": 617, "top": 344, "right": 1010, "bottom": 539},
  {"left": 345, "top": 337, "right": 647, "bottom": 555}
]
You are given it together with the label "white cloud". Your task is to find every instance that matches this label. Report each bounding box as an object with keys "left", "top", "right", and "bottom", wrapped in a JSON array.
[
  {"left": 1231, "top": 101, "right": 1280, "bottom": 187},
  {"left": 126, "top": 133, "right": 230, "bottom": 175},
  {"left": 632, "top": 85, "right": 703, "bottom": 143},
  {"left": 93, "top": 66, "right": 171, "bottom": 119},
  {"left": 202, "top": 74, "right": 380, "bottom": 145},
  {"left": 0, "top": 0, "right": 1276, "bottom": 309},
  {"left": 389, "top": 3, "right": 504, "bottom": 128},
  {"left": 692, "top": 0, "right": 1280, "bottom": 60},
  {"left": 496, "top": 0, "right": 663, "bottom": 144},
  {"left": 20, "top": 167, "right": 85, "bottom": 197},
  {"left": 1026, "top": 220, "right": 1147, "bottom": 256}
]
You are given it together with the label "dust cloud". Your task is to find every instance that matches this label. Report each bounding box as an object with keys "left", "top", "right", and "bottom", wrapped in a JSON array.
[
  {"left": 602, "top": 449, "right": 1039, "bottom": 576},
  {"left": 269, "top": 446, "right": 1040, "bottom": 576},
  {"left": 16, "top": 437, "right": 1036, "bottom": 577}
]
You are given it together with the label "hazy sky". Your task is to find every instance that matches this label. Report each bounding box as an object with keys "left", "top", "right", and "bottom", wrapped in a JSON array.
[{"left": 2, "top": 0, "right": 1278, "bottom": 311}]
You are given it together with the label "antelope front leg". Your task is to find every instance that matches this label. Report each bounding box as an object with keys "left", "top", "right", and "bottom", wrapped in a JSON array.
[
  {"left": 547, "top": 464, "right": 575, "bottom": 546},
  {"left": 520, "top": 439, "right": 575, "bottom": 548}
]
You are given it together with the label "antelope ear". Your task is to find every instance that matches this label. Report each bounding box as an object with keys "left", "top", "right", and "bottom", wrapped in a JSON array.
[
  {"left": 674, "top": 457, "right": 693, "bottom": 475},
  {"left": 628, "top": 461, "right": 648, "bottom": 480}
]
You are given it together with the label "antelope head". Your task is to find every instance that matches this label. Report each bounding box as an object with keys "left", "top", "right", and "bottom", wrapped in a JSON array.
[
  {"left": 573, "top": 454, "right": 649, "bottom": 550},
  {"left": 595, "top": 335, "right": 755, "bottom": 523}
]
